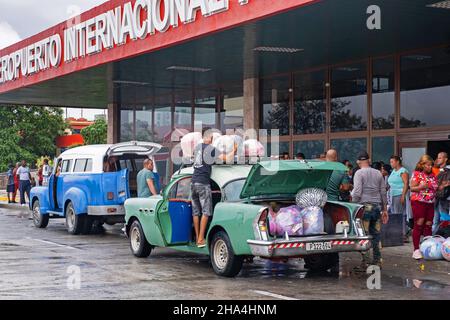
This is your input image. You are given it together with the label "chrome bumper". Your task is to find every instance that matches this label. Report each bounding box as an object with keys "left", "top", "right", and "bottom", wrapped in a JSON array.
[
  {"left": 87, "top": 205, "right": 125, "bottom": 216},
  {"left": 247, "top": 235, "right": 372, "bottom": 258}
]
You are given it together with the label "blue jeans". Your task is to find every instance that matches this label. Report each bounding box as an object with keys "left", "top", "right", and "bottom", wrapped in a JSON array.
[{"left": 19, "top": 180, "right": 31, "bottom": 205}]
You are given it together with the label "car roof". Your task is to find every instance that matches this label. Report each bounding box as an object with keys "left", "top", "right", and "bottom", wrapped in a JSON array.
[
  {"left": 60, "top": 145, "right": 111, "bottom": 158},
  {"left": 176, "top": 165, "right": 253, "bottom": 188}
]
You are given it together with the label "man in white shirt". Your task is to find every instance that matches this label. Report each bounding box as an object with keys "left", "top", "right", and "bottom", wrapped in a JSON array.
[{"left": 16, "top": 160, "right": 31, "bottom": 206}]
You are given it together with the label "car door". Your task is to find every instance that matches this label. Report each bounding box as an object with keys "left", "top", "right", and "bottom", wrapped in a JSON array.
[
  {"left": 57, "top": 158, "right": 73, "bottom": 209},
  {"left": 157, "top": 176, "right": 193, "bottom": 246},
  {"left": 48, "top": 158, "right": 62, "bottom": 210}
]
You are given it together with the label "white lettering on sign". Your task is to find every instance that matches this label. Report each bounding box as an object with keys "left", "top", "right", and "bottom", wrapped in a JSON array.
[{"left": 0, "top": 0, "right": 250, "bottom": 86}]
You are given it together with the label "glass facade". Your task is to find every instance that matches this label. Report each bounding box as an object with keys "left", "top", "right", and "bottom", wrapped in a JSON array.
[
  {"left": 261, "top": 76, "right": 290, "bottom": 136},
  {"left": 331, "top": 63, "right": 368, "bottom": 132},
  {"left": 294, "top": 140, "right": 325, "bottom": 160},
  {"left": 331, "top": 138, "right": 367, "bottom": 164},
  {"left": 221, "top": 85, "right": 244, "bottom": 133},
  {"left": 400, "top": 47, "right": 450, "bottom": 128},
  {"left": 118, "top": 46, "right": 450, "bottom": 176},
  {"left": 294, "top": 70, "right": 326, "bottom": 135},
  {"left": 372, "top": 58, "right": 395, "bottom": 130},
  {"left": 372, "top": 136, "right": 395, "bottom": 164}
]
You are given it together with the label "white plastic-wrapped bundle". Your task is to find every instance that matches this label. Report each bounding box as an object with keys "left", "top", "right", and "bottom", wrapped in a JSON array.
[
  {"left": 213, "top": 135, "right": 236, "bottom": 163},
  {"left": 213, "top": 135, "right": 236, "bottom": 153},
  {"left": 244, "top": 139, "right": 265, "bottom": 157},
  {"left": 180, "top": 132, "right": 202, "bottom": 158},
  {"left": 296, "top": 188, "right": 328, "bottom": 209},
  {"left": 301, "top": 206, "right": 324, "bottom": 235},
  {"left": 274, "top": 205, "right": 303, "bottom": 236}
]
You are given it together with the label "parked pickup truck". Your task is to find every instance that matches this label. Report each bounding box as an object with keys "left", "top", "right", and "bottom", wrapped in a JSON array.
[
  {"left": 124, "top": 160, "right": 371, "bottom": 277},
  {"left": 30, "top": 141, "right": 161, "bottom": 235}
]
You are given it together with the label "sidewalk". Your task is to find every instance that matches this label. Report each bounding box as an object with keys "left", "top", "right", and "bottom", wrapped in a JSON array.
[{"left": 0, "top": 189, "right": 29, "bottom": 211}]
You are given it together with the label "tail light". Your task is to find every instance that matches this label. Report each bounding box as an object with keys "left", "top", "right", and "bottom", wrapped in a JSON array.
[
  {"left": 257, "top": 208, "right": 269, "bottom": 241},
  {"left": 354, "top": 207, "right": 366, "bottom": 236},
  {"left": 107, "top": 192, "right": 114, "bottom": 200},
  {"left": 355, "top": 207, "right": 365, "bottom": 220}
]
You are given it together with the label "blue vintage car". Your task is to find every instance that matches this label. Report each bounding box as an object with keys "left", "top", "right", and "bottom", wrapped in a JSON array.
[{"left": 30, "top": 141, "right": 162, "bottom": 235}]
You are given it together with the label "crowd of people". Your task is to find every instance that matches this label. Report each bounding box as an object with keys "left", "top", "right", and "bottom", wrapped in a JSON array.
[
  {"left": 4, "top": 141, "right": 450, "bottom": 262},
  {"left": 275, "top": 148, "right": 450, "bottom": 263},
  {"left": 6, "top": 159, "right": 52, "bottom": 206}
]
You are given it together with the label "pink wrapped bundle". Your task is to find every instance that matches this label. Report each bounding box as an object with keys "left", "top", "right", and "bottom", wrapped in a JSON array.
[
  {"left": 268, "top": 207, "right": 279, "bottom": 235},
  {"left": 180, "top": 132, "right": 202, "bottom": 158},
  {"left": 275, "top": 205, "right": 303, "bottom": 236},
  {"left": 244, "top": 139, "right": 265, "bottom": 157}
]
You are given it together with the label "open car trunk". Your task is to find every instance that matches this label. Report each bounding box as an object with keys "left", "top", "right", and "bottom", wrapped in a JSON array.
[
  {"left": 106, "top": 141, "right": 163, "bottom": 198},
  {"left": 253, "top": 199, "right": 352, "bottom": 237}
]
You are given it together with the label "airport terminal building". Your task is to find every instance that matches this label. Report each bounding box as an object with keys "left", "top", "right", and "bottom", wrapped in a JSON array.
[{"left": 1, "top": 0, "right": 450, "bottom": 184}]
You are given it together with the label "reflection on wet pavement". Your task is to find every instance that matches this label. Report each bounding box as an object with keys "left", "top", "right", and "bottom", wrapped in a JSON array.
[{"left": 0, "top": 207, "right": 449, "bottom": 300}]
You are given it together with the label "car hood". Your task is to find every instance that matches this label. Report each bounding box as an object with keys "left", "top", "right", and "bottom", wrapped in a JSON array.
[{"left": 240, "top": 160, "right": 348, "bottom": 199}]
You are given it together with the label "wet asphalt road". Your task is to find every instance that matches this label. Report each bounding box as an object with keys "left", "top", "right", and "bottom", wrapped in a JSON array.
[{"left": 0, "top": 206, "right": 449, "bottom": 300}]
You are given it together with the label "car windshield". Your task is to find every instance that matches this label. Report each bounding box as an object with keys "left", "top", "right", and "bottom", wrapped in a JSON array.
[{"left": 223, "top": 179, "right": 246, "bottom": 202}]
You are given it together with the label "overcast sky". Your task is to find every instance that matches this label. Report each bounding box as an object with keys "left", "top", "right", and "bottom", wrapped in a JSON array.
[
  {"left": 0, "top": 0, "right": 108, "bottom": 119},
  {"left": 0, "top": 0, "right": 107, "bottom": 49}
]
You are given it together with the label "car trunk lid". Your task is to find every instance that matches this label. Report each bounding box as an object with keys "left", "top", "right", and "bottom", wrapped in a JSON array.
[
  {"left": 240, "top": 160, "right": 348, "bottom": 199},
  {"left": 106, "top": 141, "right": 162, "bottom": 157}
]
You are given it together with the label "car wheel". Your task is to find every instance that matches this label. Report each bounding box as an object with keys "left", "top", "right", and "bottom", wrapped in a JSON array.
[
  {"left": 32, "top": 200, "right": 49, "bottom": 229},
  {"left": 304, "top": 253, "right": 339, "bottom": 273},
  {"left": 210, "top": 231, "right": 243, "bottom": 277},
  {"left": 129, "top": 220, "right": 152, "bottom": 258},
  {"left": 65, "top": 202, "right": 87, "bottom": 235}
]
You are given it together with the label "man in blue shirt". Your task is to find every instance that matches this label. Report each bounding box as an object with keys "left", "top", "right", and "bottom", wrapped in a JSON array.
[{"left": 137, "top": 159, "right": 159, "bottom": 198}]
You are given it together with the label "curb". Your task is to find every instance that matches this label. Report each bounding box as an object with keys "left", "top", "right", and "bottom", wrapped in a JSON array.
[{"left": 0, "top": 203, "right": 30, "bottom": 212}]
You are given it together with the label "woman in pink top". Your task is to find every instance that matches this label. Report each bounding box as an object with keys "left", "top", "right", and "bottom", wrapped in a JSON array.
[{"left": 409, "top": 155, "right": 438, "bottom": 260}]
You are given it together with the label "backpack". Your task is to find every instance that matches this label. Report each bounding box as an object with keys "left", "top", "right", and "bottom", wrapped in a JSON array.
[{"left": 436, "top": 168, "right": 450, "bottom": 200}]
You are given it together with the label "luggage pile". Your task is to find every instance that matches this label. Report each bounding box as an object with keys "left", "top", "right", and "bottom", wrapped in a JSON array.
[
  {"left": 420, "top": 235, "right": 450, "bottom": 261},
  {"left": 180, "top": 131, "right": 265, "bottom": 160},
  {"left": 269, "top": 188, "right": 327, "bottom": 237}
]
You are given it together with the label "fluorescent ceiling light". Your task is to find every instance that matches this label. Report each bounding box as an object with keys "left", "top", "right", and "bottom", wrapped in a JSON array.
[
  {"left": 113, "top": 80, "right": 151, "bottom": 86},
  {"left": 405, "top": 55, "right": 432, "bottom": 61},
  {"left": 166, "top": 66, "right": 211, "bottom": 72},
  {"left": 336, "top": 67, "right": 359, "bottom": 72},
  {"left": 427, "top": 1, "right": 450, "bottom": 9},
  {"left": 253, "top": 46, "right": 304, "bottom": 53}
]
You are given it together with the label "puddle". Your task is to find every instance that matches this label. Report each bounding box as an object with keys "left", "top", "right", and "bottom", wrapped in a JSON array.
[{"left": 384, "top": 275, "right": 450, "bottom": 292}]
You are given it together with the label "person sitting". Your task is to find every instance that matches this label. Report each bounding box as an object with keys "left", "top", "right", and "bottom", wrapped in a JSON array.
[
  {"left": 137, "top": 158, "right": 159, "bottom": 197},
  {"left": 104, "top": 156, "right": 118, "bottom": 172}
]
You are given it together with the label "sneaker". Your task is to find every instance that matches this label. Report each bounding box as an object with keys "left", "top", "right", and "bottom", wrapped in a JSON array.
[{"left": 412, "top": 249, "right": 423, "bottom": 260}]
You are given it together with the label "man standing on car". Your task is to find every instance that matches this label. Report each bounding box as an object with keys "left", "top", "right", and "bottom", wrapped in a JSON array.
[
  {"left": 351, "top": 151, "right": 389, "bottom": 268},
  {"left": 191, "top": 128, "right": 233, "bottom": 248},
  {"left": 137, "top": 159, "right": 159, "bottom": 197}
]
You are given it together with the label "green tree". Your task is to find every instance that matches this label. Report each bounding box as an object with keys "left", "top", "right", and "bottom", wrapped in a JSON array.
[
  {"left": 0, "top": 106, "right": 66, "bottom": 172},
  {"left": 81, "top": 119, "right": 107, "bottom": 145}
]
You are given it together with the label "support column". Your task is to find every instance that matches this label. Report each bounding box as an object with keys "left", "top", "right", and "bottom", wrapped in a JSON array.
[
  {"left": 242, "top": 24, "right": 260, "bottom": 132},
  {"left": 243, "top": 78, "right": 259, "bottom": 131},
  {"left": 107, "top": 104, "right": 119, "bottom": 144}
]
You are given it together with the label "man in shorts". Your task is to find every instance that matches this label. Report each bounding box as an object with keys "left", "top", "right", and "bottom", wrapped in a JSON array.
[{"left": 191, "top": 128, "right": 234, "bottom": 248}]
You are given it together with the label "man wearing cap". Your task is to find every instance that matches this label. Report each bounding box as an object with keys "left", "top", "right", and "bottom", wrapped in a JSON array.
[{"left": 351, "top": 151, "right": 389, "bottom": 268}]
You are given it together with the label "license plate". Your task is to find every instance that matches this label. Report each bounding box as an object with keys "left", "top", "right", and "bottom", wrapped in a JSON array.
[{"left": 306, "top": 242, "right": 332, "bottom": 251}]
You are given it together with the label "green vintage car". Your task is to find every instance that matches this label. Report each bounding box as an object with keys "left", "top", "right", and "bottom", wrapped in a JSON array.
[{"left": 124, "top": 160, "right": 371, "bottom": 277}]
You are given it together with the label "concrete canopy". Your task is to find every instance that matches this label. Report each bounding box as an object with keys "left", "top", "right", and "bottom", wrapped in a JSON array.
[{"left": 0, "top": 0, "right": 449, "bottom": 108}]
